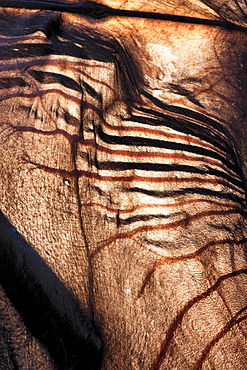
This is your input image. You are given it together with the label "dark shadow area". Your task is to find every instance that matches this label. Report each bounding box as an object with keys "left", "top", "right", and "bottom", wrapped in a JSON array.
[
  {"left": 0, "top": 0, "right": 247, "bottom": 32},
  {"left": 0, "top": 211, "right": 103, "bottom": 370}
]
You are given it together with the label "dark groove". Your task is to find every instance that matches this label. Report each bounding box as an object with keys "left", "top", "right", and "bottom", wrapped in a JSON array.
[
  {"left": 81, "top": 80, "right": 102, "bottom": 102},
  {"left": 166, "top": 83, "right": 204, "bottom": 107},
  {"left": 98, "top": 209, "right": 241, "bottom": 250},
  {"left": 71, "top": 143, "right": 97, "bottom": 337},
  {"left": 141, "top": 91, "right": 232, "bottom": 135},
  {"left": 0, "top": 77, "right": 28, "bottom": 89},
  {"left": 1, "top": 1, "right": 247, "bottom": 34},
  {"left": 28, "top": 70, "right": 82, "bottom": 92},
  {"left": 119, "top": 213, "right": 178, "bottom": 226},
  {"left": 135, "top": 103, "right": 241, "bottom": 176},
  {"left": 96, "top": 161, "right": 243, "bottom": 188},
  {"left": 23, "top": 160, "right": 243, "bottom": 195},
  {"left": 98, "top": 126, "right": 241, "bottom": 178},
  {"left": 63, "top": 111, "right": 81, "bottom": 126},
  {"left": 129, "top": 110, "right": 229, "bottom": 154}
]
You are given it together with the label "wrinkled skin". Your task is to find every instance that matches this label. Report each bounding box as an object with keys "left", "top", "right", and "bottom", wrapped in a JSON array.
[{"left": 1, "top": 1, "right": 247, "bottom": 369}]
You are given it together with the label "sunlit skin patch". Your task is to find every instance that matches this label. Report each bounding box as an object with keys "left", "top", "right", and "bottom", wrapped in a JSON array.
[
  {"left": 150, "top": 269, "right": 247, "bottom": 370},
  {"left": 137, "top": 238, "right": 247, "bottom": 298}
]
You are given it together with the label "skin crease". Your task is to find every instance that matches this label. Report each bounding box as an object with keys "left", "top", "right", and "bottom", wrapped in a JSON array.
[
  {"left": 64, "top": 5, "right": 247, "bottom": 181},
  {"left": 0, "top": 1, "right": 247, "bottom": 369},
  {"left": 63, "top": 5, "right": 247, "bottom": 127}
]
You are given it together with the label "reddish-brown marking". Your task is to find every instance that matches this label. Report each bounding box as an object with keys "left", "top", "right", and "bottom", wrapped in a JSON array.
[
  {"left": 25, "top": 161, "right": 244, "bottom": 194},
  {"left": 141, "top": 101, "right": 230, "bottom": 157},
  {"left": 15, "top": 126, "right": 84, "bottom": 144},
  {"left": 138, "top": 238, "right": 247, "bottom": 298},
  {"left": 150, "top": 269, "right": 247, "bottom": 370},
  {"left": 14, "top": 126, "right": 238, "bottom": 178},
  {"left": 84, "top": 199, "right": 236, "bottom": 214},
  {"left": 101, "top": 118, "right": 227, "bottom": 154},
  {"left": 98, "top": 209, "right": 241, "bottom": 250},
  {"left": 79, "top": 145, "right": 233, "bottom": 176}
]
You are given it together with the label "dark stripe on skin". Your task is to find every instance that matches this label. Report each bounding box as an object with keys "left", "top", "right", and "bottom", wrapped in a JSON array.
[
  {"left": 142, "top": 91, "right": 233, "bottom": 134},
  {"left": 28, "top": 70, "right": 82, "bottom": 92},
  {"left": 6, "top": 125, "right": 240, "bottom": 179},
  {"left": 27, "top": 70, "right": 101, "bottom": 101},
  {"left": 81, "top": 80, "right": 102, "bottom": 102},
  {"left": 103, "top": 118, "right": 227, "bottom": 155},
  {"left": 25, "top": 161, "right": 243, "bottom": 194},
  {"left": 0, "top": 44, "right": 57, "bottom": 60},
  {"left": 7, "top": 125, "right": 240, "bottom": 188},
  {"left": 138, "top": 103, "right": 245, "bottom": 190},
  {"left": 0, "top": 42, "right": 113, "bottom": 61},
  {"left": 129, "top": 110, "right": 229, "bottom": 155},
  {"left": 0, "top": 25, "right": 142, "bottom": 103},
  {"left": 135, "top": 102, "right": 244, "bottom": 185},
  {"left": 0, "top": 25, "right": 126, "bottom": 64},
  {"left": 0, "top": 60, "right": 113, "bottom": 92},
  {"left": 0, "top": 21, "right": 143, "bottom": 107},
  {"left": 99, "top": 209, "right": 241, "bottom": 249},
  {"left": 0, "top": 59, "right": 110, "bottom": 72},
  {"left": 0, "top": 211, "right": 102, "bottom": 370},
  {"left": 119, "top": 213, "right": 181, "bottom": 226},
  {"left": 1, "top": 0, "right": 247, "bottom": 34},
  {"left": 96, "top": 161, "right": 243, "bottom": 188},
  {"left": 98, "top": 127, "right": 240, "bottom": 177},
  {"left": 141, "top": 91, "right": 244, "bottom": 184},
  {"left": 0, "top": 77, "right": 28, "bottom": 89},
  {"left": 127, "top": 187, "right": 245, "bottom": 204},
  {"left": 0, "top": 11, "right": 119, "bottom": 63}
]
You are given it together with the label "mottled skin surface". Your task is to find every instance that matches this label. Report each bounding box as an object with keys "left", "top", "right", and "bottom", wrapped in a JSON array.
[{"left": 1, "top": 1, "right": 247, "bottom": 369}]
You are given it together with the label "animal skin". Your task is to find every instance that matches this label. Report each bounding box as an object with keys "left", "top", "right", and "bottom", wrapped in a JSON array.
[{"left": 0, "top": 1, "right": 247, "bottom": 369}]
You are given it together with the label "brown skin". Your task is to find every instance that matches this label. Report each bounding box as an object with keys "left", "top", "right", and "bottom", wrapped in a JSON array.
[{"left": 1, "top": 1, "right": 247, "bottom": 369}]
